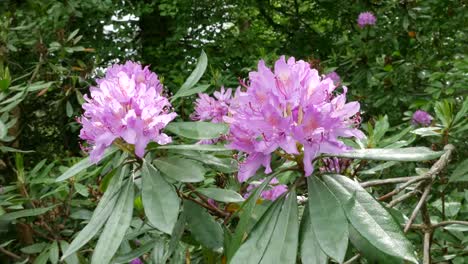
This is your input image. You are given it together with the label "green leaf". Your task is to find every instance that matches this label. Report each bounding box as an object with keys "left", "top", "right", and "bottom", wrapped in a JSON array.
[
  {"left": 348, "top": 224, "right": 403, "bottom": 264},
  {"left": 226, "top": 174, "right": 276, "bottom": 261},
  {"left": 34, "top": 248, "right": 50, "bottom": 264},
  {"left": 166, "top": 122, "right": 228, "bottom": 140},
  {"left": 59, "top": 241, "right": 79, "bottom": 264},
  {"left": 0, "top": 146, "right": 34, "bottom": 153},
  {"left": 307, "top": 177, "right": 348, "bottom": 263},
  {"left": 197, "top": 188, "right": 245, "bottom": 203},
  {"left": 260, "top": 188, "right": 299, "bottom": 264},
  {"left": 153, "top": 157, "right": 205, "bottom": 182},
  {"left": 299, "top": 204, "right": 328, "bottom": 264},
  {"left": 113, "top": 239, "right": 159, "bottom": 264},
  {"left": 0, "top": 205, "right": 56, "bottom": 222},
  {"left": 184, "top": 200, "right": 224, "bottom": 252},
  {"left": 172, "top": 50, "right": 208, "bottom": 101},
  {"left": 449, "top": 159, "right": 468, "bottom": 182},
  {"left": 141, "top": 160, "right": 180, "bottom": 234},
  {"left": 55, "top": 147, "right": 117, "bottom": 182},
  {"left": 171, "top": 84, "right": 210, "bottom": 100},
  {"left": 0, "top": 120, "right": 6, "bottom": 139},
  {"left": 373, "top": 115, "right": 389, "bottom": 143},
  {"left": 91, "top": 179, "right": 135, "bottom": 264},
  {"left": 66, "top": 101, "right": 73, "bottom": 117},
  {"left": 165, "top": 211, "right": 186, "bottom": 261},
  {"left": 157, "top": 144, "right": 229, "bottom": 152},
  {"left": 329, "top": 147, "right": 444, "bottom": 161},
  {"left": 324, "top": 174, "right": 418, "bottom": 263},
  {"left": 49, "top": 241, "right": 59, "bottom": 264},
  {"left": 61, "top": 167, "right": 125, "bottom": 260},
  {"left": 21, "top": 243, "right": 47, "bottom": 254},
  {"left": 230, "top": 196, "right": 284, "bottom": 264},
  {"left": 411, "top": 127, "right": 442, "bottom": 137}
]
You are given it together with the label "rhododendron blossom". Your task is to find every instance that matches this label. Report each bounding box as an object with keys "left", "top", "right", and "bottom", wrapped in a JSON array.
[
  {"left": 357, "top": 12, "right": 377, "bottom": 28},
  {"left": 79, "top": 61, "right": 177, "bottom": 163},
  {"left": 412, "top": 110, "right": 433, "bottom": 127},
  {"left": 191, "top": 87, "right": 233, "bottom": 123},
  {"left": 225, "top": 56, "right": 364, "bottom": 182}
]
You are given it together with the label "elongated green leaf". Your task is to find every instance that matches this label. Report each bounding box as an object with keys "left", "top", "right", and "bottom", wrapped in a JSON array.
[
  {"left": 165, "top": 122, "right": 228, "bottom": 140},
  {"left": 91, "top": 179, "right": 134, "bottom": 264},
  {"left": 230, "top": 197, "right": 284, "bottom": 264},
  {"left": 56, "top": 147, "right": 117, "bottom": 182},
  {"left": 449, "top": 159, "right": 468, "bottom": 182},
  {"left": 141, "top": 160, "right": 180, "bottom": 234},
  {"left": 359, "top": 161, "right": 398, "bottom": 175},
  {"left": 61, "top": 167, "right": 125, "bottom": 260},
  {"left": 59, "top": 241, "right": 79, "bottom": 264},
  {"left": 0, "top": 205, "right": 56, "bottom": 222},
  {"left": 226, "top": 174, "right": 276, "bottom": 261},
  {"left": 184, "top": 200, "right": 224, "bottom": 252},
  {"left": 260, "top": 189, "right": 298, "bottom": 264},
  {"left": 34, "top": 248, "right": 50, "bottom": 264},
  {"left": 157, "top": 144, "right": 229, "bottom": 152},
  {"left": 49, "top": 241, "right": 59, "bottom": 264},
  {"left": 171, "top": 84, "right": 210, "bottom": 100},
  {"left": 308, "top": 177, "right": 348, "bottom": 263},
  {"left": 172, "top": 150, "right": 237, "bottom": 173},
  {"left": 0, "top": 146, "right": 34, "bottom": 153},
  {"left": 21, "top": 243, "right": 47, "bottom": 254},
  {"left": 165, "top": 211, "right": 186, "bottom": 261},
  {"left": 172, "top": 50, "right": 208, "bottom": 99},
  {"left": 348, "top": 224, "right": 403, "bottom": 264},
  {"left": 300, "top": 204, "right": 328, "bottom": 264},
  {"left": 324, "top": 174, "right": 418, "bottom": 263},
  {"left": 197, "top": 188, "right": 244, "bottom": 203},
  {"left": 153, "top": 157, "right": 205, "bottom": 182},
  {"left": 329, "top": 147, "right": 444, "bottom": 161},
  {"left": 0, "top": 120, "right": 6, "bottom": 139}
]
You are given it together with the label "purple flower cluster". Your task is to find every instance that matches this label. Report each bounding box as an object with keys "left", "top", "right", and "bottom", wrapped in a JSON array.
[
  {"left": 245, "top": 178, "right": 288, "bottom": 201},
  {"left": 412, "top": 110, "right": 433, "bottom": 126},
  {"left": 191, "top": 87, "right": 232, "bottom": 123},
  {"left": 225, "top": 56, "right": 364, "bottom": 182},
  {"left": 79, "top": 61, "right": 177, "bottom": 163},
  {"left": 357, "top": 12, "right": 377, "bottom": 28}
]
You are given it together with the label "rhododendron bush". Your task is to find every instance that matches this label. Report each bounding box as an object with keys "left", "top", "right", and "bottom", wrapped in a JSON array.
[
  {"left": 1, "top": 1, "right": 467, "bottom": 264},
  {"left": 42, "top": 53, "right": 454, "bottom": 264}
]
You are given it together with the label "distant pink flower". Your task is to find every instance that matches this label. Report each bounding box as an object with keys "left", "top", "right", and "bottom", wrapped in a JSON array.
[
  {"left": 191, "top": 87, "right": 232, "bottom": 123},
  {"left": 225, "top": 56, "right": 364, "bottom": 181},
  {"left": 325, "top": 71, "right": 341, "bottom": 85},
  {"left": 79, "top": 61, "right": 176, "bottom": 163},
  {"left": 245, "top": 178, "right": 288, "bottom": 201},
  {"left": 412, "top": 110, "right": 433, "bottom": 126},
  {"left": 357, "top": 12, "right": 376, "bottom": 28}
]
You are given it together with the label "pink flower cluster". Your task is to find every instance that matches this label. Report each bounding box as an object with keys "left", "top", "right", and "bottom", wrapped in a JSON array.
[
  {"left": 79, "top": 61, "right": 177, "bottom": 163},
  {"left": 191, "top": 87, "right": 232, "bottom": 123},
  {"left": 225, "top": 56, "right": 364, "bottom": 182},
  {"left": 412, "top": 110, "right": 433, "bottom": 126},
  {"left": 245, "top": 178, "right": 288, "bottom": 201},
  {"left": 357, "top": 12, "right": 377, "bottom": 28}
]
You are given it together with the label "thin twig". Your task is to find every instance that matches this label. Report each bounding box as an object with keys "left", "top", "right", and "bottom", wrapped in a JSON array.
[
  {"left": 0, "top": 247, "right": 21, "bottom": 260},
  {"left": 185, "top": 184, "right": 229, "bottom": 217},
  {"left": 343, "top": 254, "right": 361, "bottom": 264},
  {"left": 388, "top": 186, "right": 421, "bottom": 207},
  {"left": 433, "top": 220, "right": 468, "bottom": 229},
  {"left": 360, "top": 175, "right": 424, "bottom": 188},
  {"left": 423, "top": 231, "right": 431, "bottom": 264},
  {"left": 378, "top": 175, "right": 430, "bottom": 201},
  {"left": 404, "top": 183, "right": 432, "bottom": 233}
]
